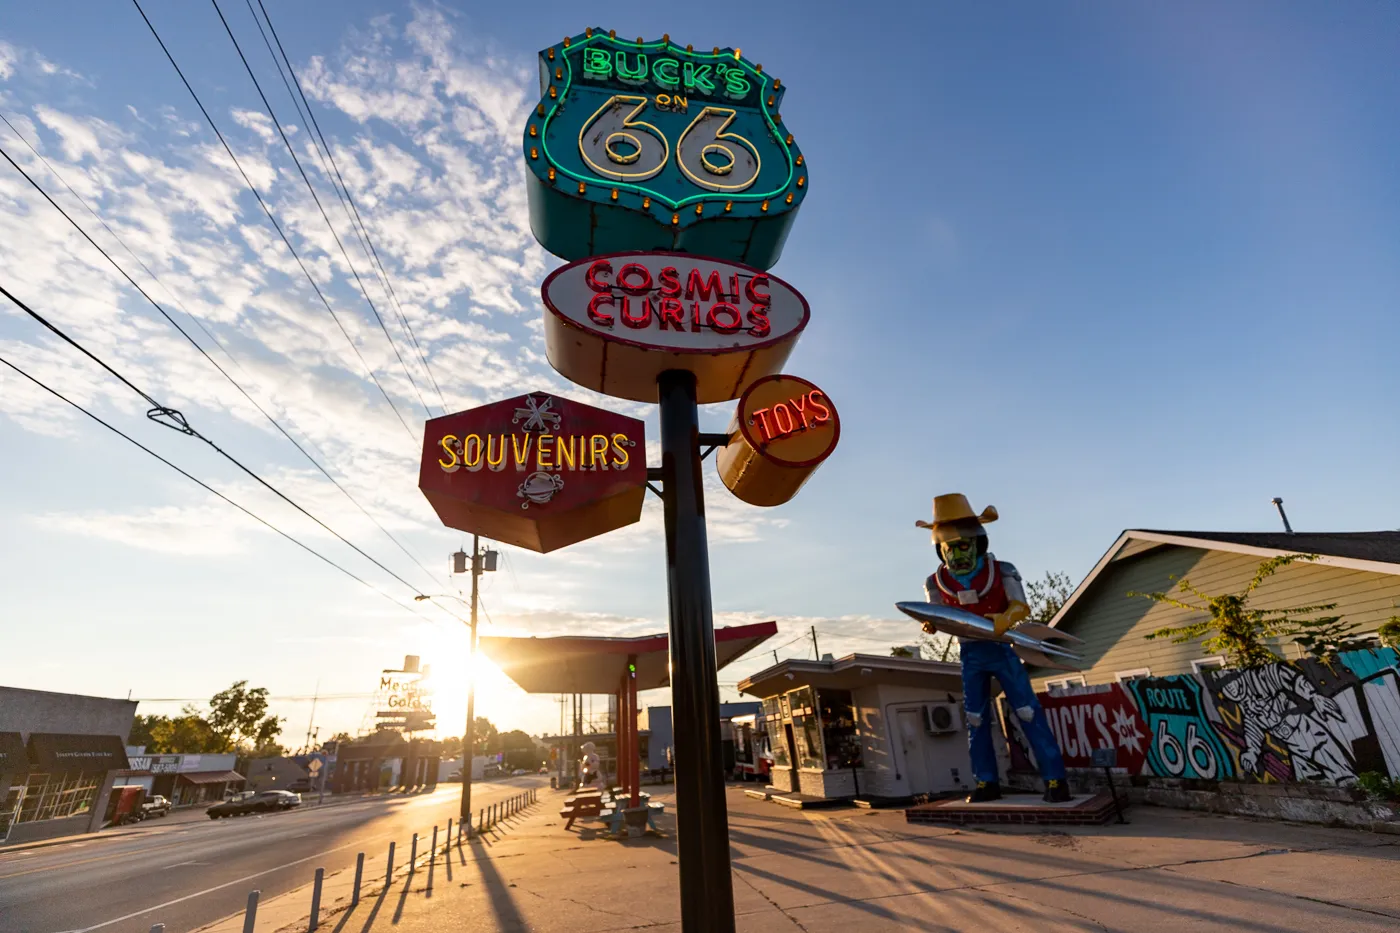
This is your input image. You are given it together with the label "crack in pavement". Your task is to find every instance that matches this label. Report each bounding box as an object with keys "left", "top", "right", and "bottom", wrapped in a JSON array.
[{"left": 734, "top": 867, "right": 812, "bottom": 932}]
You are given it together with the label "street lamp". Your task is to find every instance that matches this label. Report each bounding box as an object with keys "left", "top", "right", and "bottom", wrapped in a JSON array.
[{"left": 414, "top": 534, "right": 496, "bottom": 833}]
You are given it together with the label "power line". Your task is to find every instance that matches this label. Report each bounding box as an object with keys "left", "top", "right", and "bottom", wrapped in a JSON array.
[
  {"left": 130, "top": 0, "right": 420, "bottom": 441},
  {"left": 0, "top": 130, "right": 444, "bottom": 593},
  {"left": 208, "top": 0, "right": 433, "bottom": 418},
  {"left": 245, "top": 0, "right": 449, "bottom": 414},
  {"left": 0, "top": 351, "right": 441, "bottom": 624},
  {"left": 0, "top": 282, "right": 464, "bottom": 624}
]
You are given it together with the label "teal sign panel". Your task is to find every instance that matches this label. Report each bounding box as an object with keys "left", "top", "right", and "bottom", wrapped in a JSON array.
[{"left": 523, "top": 31, "right": 808, "bottom": 270}]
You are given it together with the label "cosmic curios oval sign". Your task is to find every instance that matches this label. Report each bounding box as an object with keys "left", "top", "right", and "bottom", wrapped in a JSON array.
[{"left": 540, "top": 250, "right": 810, "bottom": 404}]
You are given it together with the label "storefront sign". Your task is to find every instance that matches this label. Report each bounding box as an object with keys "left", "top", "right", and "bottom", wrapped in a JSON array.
[
  {"left": 27, "top": 733, "right": 129, "bottom": 774},
  {"left": 0, "top": 732, "right": 28, "bottom": 777},
  {"left": 419, "top": 391, "right": 647, "bottom": 552},
  {"left": 379, "top": 673, "right": 432, "bottom": 711},
  {"left": 1037, "top": 685, "right": 1149, "bottom": 775},
  {"left": 541, "top": 251, "right": 809, "bottom": 403},
  {"left": 523, "top": 31, "right": 807, "bottom": 269},
  {"left": 717, "top": 374, "right": 839, "bottom": 506}
]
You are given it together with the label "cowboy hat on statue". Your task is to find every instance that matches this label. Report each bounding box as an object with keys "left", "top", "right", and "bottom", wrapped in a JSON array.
[{"left": 913, "top": 493, "right": 1071, "bottom": 804}]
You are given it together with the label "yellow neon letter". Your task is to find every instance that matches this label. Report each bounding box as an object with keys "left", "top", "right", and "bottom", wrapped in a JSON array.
[
  {"left": 463, "top": 434, "right": 483, "bottom": 471},
  {"left": 512, "top": 433, "right": 533, "bottom": 471},
  {"left": 590, "top": 434, "right": 610, "bottom": 470},
  {"left": 438, "top": 434, "right": 460, "bottom": 472},
  {"left": 558, "top": 435, "right": 578, "bottom": 471},
  {"left": 611, "top": 433, "right": 630, "bottom": 469},
  {"left": 538, "top": 434, "right": 554, "bottom": 470},
  {"left": 486, "top": 434, "right": 507, "bottom": 472}
]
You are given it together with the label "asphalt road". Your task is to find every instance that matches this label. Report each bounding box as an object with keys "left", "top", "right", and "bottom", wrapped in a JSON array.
[{"left": 0, "top": 777, "right": 546, "bottom": 933}]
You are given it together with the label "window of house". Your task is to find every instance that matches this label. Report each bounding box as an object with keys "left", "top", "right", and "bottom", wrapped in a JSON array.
[
  {"left": 1044, "top": 675, "right": 1086, "bottom": 695},
  {"left": 1115, "top": 668, "right": 1152, "bottom": 682},
  {"left": 761, "top": 697, "right": 790, "bottom": 768},
  {"left": 1192, "top": 657, "right": 1226, "bottom": 673},
  {"left": 817, "top": 689, "right": 863, "bottom": 770}
]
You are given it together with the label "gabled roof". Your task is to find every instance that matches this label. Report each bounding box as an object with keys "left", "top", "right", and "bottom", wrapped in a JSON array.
[{"left": 1049, "top": 529, "right": 1400, "bottom": 629}]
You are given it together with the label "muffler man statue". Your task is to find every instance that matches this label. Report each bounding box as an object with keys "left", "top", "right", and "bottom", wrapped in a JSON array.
[{"left": 901, "top": 493, "right": 1073, "bottom": 803}]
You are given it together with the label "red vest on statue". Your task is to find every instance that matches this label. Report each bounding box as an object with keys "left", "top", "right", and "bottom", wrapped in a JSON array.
[{"left": 929, "top": 558, "right": 1010, "bottom": 619}]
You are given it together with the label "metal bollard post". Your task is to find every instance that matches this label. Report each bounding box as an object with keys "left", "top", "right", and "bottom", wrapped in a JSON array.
[
  {"left": 478, "top": 808, "right": 483, "bottom": 833},
  {"left": 446, "top": 818, "right": 452, "bottom": 853},
  {"left": 431, "top": 825, "right": 438, "bottom": 863},
  {"left": 352, "top": 852, "right": 364, "bottom": 907},
  {"left": 386, "top": 841, "right": 395, "bottom": 885},
  {"left": 409, "top": 832, "right": 418, "bottom": 873},
  {"left": 309, "top": 868, "right": 324, "bottom": 932},
  {"left": 242, "top": 890, "right": 260, "bottom": 933}
]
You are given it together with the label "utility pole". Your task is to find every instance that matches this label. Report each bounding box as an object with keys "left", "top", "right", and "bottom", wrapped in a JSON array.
[
  {"left": 810, "top": 626, "right": 820, "bottom": 660},
  {"left": 303, "top": 680, "right": 320, "bottom": 754},
  {"left": 443, "top": 535, "right": 495, "bottom": 830}
]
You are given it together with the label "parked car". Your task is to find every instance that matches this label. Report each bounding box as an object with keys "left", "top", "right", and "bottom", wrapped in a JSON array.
[
  {"left": 511, "top": 768, "right": 528, "bottom": 776},
  {"left": 287, "top": 778, "right": 313, "bottom": 793},
  {"left": 141, "top": 795, "right": 172, "bottom": 818},
  {"left": 206, "top": 790, "right": 301, "bottom": 819}
]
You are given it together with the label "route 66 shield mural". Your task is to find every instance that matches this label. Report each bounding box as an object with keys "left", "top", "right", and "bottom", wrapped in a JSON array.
[{"left": 523, "top": 30, "right": 808, "bottom": 269}]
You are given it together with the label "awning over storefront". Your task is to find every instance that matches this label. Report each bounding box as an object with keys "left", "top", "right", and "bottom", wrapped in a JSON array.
[
  {"left": 177, "top": 770, "right": 245, "bottom": 785},
  {"left": 737, "top": 653, "right": 964, "bottom": 699},
  {"left": 479, "top": 620, "right": 778, "bottom": 694},
  {"left": 0, "top": 732, "right": 29, "bottom": 779},
  {"left": 26, "top": 733, "right": 128, "bottom": 773}
]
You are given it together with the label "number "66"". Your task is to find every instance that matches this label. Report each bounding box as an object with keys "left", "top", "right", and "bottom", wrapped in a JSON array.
[
  {"left": 579, "top": 95, "right": 761, "bottom": 193},
  {"left": 1154, "top": 720, "right": 1218, "bottom": 779}
]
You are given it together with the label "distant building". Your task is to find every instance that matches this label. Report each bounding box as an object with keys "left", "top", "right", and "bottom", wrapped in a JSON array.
[
  {"left": 117, "top": 751, "right": 243, "bottom": 807},
  {"left": 244, "top": 756, "right": 311, "bottom": 794},
  {"left": 639, "top": 702, "right": 761, "bottom": 774},
  {"left": 1, "top": 686, "right": 136, "bottom": 845},
  {"left": 329, "top": 733, "right": 440, "bottom": 793}
]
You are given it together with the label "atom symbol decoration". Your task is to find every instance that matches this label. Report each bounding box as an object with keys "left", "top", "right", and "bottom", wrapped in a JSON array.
[
  {"left": 513, "top": 395, "right": 562, "bottom": 432},
  {"left": 1112, "top": 707, "right": 1145, "bottom": 756}
]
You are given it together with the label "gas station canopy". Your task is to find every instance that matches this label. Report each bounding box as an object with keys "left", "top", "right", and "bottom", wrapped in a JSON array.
[{"left": 479, "top": 621, "right": 778, "bottom": 694}]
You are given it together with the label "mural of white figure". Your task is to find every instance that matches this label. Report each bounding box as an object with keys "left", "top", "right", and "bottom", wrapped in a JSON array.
[
  {"left": 578, "top": 740, "right": 605, "bottom": 792},
  {"left": 1216, "top": 665, "right": 1356, "bottom": 783}
]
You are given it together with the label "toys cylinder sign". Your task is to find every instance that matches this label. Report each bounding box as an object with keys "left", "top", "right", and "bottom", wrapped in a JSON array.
[{"left": 417, "top": 27, "right": 834, "bottom": 933}]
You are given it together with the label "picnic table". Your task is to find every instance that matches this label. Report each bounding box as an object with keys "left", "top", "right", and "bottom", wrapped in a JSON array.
[
  {"left": 559, "top": 788, "right": 665, "bottom": 833},
  {"left": 596, "top": 796, "right": 665, "bottom": 835}
]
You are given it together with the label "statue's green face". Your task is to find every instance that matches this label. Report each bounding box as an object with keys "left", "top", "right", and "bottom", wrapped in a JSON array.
[{"left": 940, "top": 536, "right": 979, "bottom": 576}]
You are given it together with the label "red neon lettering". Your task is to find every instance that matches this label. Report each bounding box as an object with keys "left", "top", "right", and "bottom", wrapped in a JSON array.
[
  {"left": 729, "top": 273, "right": 740, "bottom": 302},
  {"left": 806, "top": 390, "right": 831, "bottom": 424},
  {"left": 620, "top": 297, "right": 652, "bottom": 329},
  {"left": 658, "top": 266, "right": 682, "bottom": 297},
  {"left": 588, "top": 293, "right": 615, "bottom": 325},
  {"left": 657, "top": 298, "right": 685, "bottom": 330},
  {"left": 746, "top": 307, "right": 770, "bottom": 338},
  {"left": 772, "top": 403, "right": 795, "bottom": 436},
  {"left": 685, "top": 268, "right": 724, "bottom": 301},
  {"left": 707, "top": 302, "right": 742, "bottom": 334},
  {"left": 690, "top": 301, "right": 702, "bottom": 332},
  {"left": 751, "top": 407, "right": 774, "bottom": 441},
  {"left": 744, "top": 273, "right": 771, "bottom": 305},
  {"left": 586, "top": 259, "right": 613, "bottom": 292},
  {"left": 617, "top": 263, "right": 652, "bottom": 294},
  {"left": 792, "top": 393, "right": 812, "bottom": 428}
]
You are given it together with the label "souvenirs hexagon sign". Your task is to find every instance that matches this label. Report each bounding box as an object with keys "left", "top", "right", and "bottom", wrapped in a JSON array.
[
  {"left": 419, "top": 392, "right": 646, "bottom": 553},
  {"left": 523, "top": 29, "right": 807, "bottom": 270}
]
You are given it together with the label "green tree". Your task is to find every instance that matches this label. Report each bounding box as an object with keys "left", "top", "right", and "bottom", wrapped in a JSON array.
[
  {"left": 1378, "top": 617, "right": 1400, "bottom": 650},
  {"left": 1132, "top": 554, "right": 1357, "bottom": 668},
  {"left": 1026, "top": 570, "right": 1076, "bottom": 625},
  {"left": 148, "top": 711, "right": 228, "bottom": 753},
  {"left": 127, "top": 714, "right": 166, "bottom": 749},
  {"left": 472, "top": 717, "right": 499, "bottom": 756},
  {"left": 889, "top": 646, "right": 916, "bottom": 658},
  {"left": 207, "top": 681, "right": 283, "bottom": 753},
  {"left": 498, "top": 729, "right": 539, "bottom": 770}
]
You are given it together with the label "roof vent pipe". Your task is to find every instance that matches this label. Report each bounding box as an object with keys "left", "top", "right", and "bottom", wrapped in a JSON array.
[{"left": 1271, "top": 497, "right": 1295, "bottom": 534}]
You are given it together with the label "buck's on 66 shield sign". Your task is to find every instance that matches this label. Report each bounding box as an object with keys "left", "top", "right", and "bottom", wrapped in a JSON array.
[
  {"left": 541, "top": 250, "right": 808, "bottom": 404},
  {"left": 418, "top": 392, "right": 646, "bottom": 553},
  {"left": 523, "top": 30, "right": 807, "bottom": 269}
]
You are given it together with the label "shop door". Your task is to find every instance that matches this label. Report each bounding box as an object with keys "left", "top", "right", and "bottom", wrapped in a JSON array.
[
  {"left": 896, "top": 710, "right": 934, "bottom": 795},
  {"left": 782, "top": 723, "right": 799, "bottom": 789}
]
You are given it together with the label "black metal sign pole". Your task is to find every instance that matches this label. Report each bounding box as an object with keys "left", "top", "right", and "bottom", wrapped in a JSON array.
[{"left": 657, "top": 369, "right": 736, "bottom": 933}]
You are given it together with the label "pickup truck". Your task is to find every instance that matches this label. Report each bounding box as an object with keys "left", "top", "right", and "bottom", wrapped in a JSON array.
[{"left": 141, "top": 795, "right": 172, "bottom": 818}]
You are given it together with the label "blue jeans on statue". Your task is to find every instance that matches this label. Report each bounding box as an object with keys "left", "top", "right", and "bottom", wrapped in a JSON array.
[{"left": 960, "top": 640, "right": 1067, "bottom": 785}]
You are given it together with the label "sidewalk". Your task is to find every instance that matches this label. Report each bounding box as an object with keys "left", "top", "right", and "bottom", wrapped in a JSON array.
[{"left": 210, "top": 784, "right": 1400, "bottom": 933}]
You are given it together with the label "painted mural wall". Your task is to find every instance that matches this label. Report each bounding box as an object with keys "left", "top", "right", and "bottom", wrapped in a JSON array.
[{"left": 1005, "top": 647, "right": 1400, "bottom": 786}]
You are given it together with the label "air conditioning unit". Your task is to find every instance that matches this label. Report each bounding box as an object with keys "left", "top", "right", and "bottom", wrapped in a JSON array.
[{"left": 923, "top": 703, "right": 959, "bottom": 735}]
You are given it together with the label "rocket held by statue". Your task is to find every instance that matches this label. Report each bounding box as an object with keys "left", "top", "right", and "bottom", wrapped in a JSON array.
[{"left": 894, "top": 601, "right": 1086, "bottom": 670}]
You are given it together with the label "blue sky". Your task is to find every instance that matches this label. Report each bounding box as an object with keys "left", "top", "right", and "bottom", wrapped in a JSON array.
[{"left": 1, "top": 1, "right": 1397, "bottom": 742}]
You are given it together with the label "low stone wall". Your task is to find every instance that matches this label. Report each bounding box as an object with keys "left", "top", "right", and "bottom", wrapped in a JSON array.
[{"left": 1061, "top": 769, "right": 1400, "bottom": 831}]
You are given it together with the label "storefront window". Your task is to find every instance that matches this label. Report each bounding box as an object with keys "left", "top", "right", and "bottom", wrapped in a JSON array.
[
  {"left": 16, "top": 773, "right": 99, "bottom": 823},
  {"left": 818, "top": 689, "right": 863, "bottom": 770},
  {"left": 786, "top": 687, "right": 823, "bottom": 770},
  {"left": 762, "top": 697, "right": 790, "bottom": 768}
]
